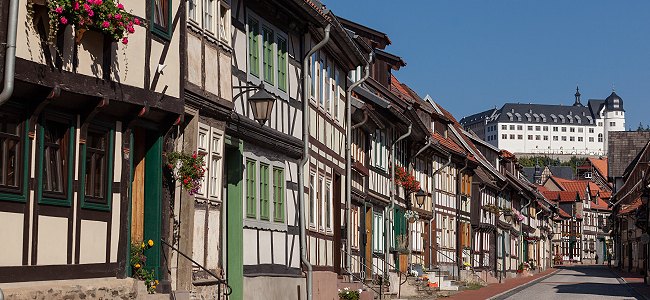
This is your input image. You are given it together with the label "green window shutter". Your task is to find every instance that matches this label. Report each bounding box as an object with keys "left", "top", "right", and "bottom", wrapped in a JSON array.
[
  {"left": 259, "top": 164, "right": 269, "bottom": 220},
  {"left": 246, "top": 159, "right": 256, "bottom": 218},
  {"left": 273, "top": 168, "right": 285, "bottom": 222},
  {"left": 262, "top": 27, "right": 274, "bottom": 84},
  {"left": 277, "top": 37, "right": 287, "bottom": 92},
  {"left": 248, "top": 18, "right": 259, "bottom": 77}
]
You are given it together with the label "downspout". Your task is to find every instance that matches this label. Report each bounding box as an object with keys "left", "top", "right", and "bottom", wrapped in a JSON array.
[
  {"left": 0, "top": 0, "right": 19, "bottom": 105},
  {"left": 345, "top": 52, "right": 373, "bottom": 273},
  {"left": 385, "top": 123, "right": 412, "bottom": 276},
  {"left": 429, "top": 154, "right": 452, "bottom": 269},
  {"left": 299, "top": 24, "right": 330, "bottom": 300},
  {"left": 456, "top": 157, "right": 469, "bottom": 278}
]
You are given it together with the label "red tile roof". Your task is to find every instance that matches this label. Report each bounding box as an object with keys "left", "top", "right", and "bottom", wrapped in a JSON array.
[
  {"left": 555, "top": 207, "right": 572, "bottom": 219},
  {"left": 542, "top": 191, "right": 582, "bottom": 202},
  {"left": 588, "top": 157, "right": 608, "bottom": 178}
]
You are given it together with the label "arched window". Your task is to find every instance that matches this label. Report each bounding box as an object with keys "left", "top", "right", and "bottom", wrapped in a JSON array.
[{"left": 598, "top": 133, "right": 603, "bottom": 143}]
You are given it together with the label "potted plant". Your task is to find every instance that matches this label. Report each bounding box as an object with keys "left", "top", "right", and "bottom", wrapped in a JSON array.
[
  {"left": 30, "top": 0, "right": 141, "bottom": 44},
  {"left": 338, "top": 287, "right": 362, "bottom": 300},
  {"left": 130, "top": 239, "right": 158, "bottom": 294},
  {"left": 394, "top": 166, "right": 421, "bottom": 195},
  {"left": 166, "top": 151, "right": 206, "bottom": 195}
]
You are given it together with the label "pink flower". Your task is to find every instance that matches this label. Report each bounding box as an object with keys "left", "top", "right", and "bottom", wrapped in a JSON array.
[
  {"left": 127, "top": 26, "right": 135, "bottom": 33},
  {"left": 96, "top": 0, "right": 103, "bottom": 4},
  {"left": 134, "top": 18, "right": 140, "bottom": 26},
  {"left": 60, "top": 17, "right": 68, "bottom": 25},
  {"left": 115, "top": 14, "right": 122, "bottom": 20},
  {"left": 74, "top": 2, "right": 79, "bottom": 10},
  {"left": 55, "top": 6, "right": 63, "bottom": 14},
  {"left": 83, "top": 3, "right": 90, "bottom": 11},
  {"left": 117, "top": 3, "right": 124, "bottom": 9},
  {"left": 108, "top": 14, "right": 113, "bottom": 19},
  {"left": 88, "top": 10, "right": 94, "bottom": 17},
  {"left": 122, "top": 37, "right": 128, "bottom": 45},
  {"left": 102, "top": 21, "right": 110, "bottom": 28}
]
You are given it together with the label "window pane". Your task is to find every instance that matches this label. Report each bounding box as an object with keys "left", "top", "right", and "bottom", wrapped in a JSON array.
[
  {"left": 246, "top": 159, "right": 256, "bottom": 218},
  {"left": 203, "top": 0, "right": 213, "bottom": 31},
  {"left": 277, "top": 37, "right": 287, "bottom": 91},
  {"left": 248, "top": 18, "right": 259, "bottom": 76},
  {"left": 262, "top": 27, "right": 274, "bottom": 84},
  {"left": 43, "top": 120, "right": 68, "bottom": 195},
  {"left": 260, "top": 164, "right": 269, "bottom": 220},
  {"left": 154, "top": 0, "right": 169, "bottom": 29},
  {"left": 325, "top": 182, "right": 331, "bottom": 229},
  {"left": 0, "top": 112, "right": 21, "bottom": 189},
  {"left": 273, "top": 168, "right": 284, "bottom": 222}
]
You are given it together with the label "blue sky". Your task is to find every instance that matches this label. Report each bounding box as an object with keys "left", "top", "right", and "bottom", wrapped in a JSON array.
[{"left": 326, "top": 1, "right": 650, "bottom": 129}]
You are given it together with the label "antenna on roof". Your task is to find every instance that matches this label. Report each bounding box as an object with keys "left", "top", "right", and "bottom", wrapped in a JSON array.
[{"left": 612, "top": 82, "right": 615, "bottom": 92}]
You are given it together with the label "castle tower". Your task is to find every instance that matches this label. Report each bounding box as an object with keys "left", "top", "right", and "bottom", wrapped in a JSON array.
[{"left": 603, "top": 91, "right": 626, "bottom": 154}]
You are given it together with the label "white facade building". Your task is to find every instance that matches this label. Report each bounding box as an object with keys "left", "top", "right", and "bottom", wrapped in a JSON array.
[{"left": 460, "top": 88, "right": 626, "bottom": 156}]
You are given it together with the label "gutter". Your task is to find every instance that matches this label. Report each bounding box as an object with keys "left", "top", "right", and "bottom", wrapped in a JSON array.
[
  {"left": 298, "top": 24, "right": 331, "bottom": 300},
  {"left": 429, "top": 153, "right": 452, "bottom": 269},
  {"left": 385, "top": 122, "right": 411, "bottom": 276},
  {"left": 345, "top": 51, "right": 372, "bottom": 273},
  {"left": 0, "top": 0, "right": 19, "bottom": 106}
]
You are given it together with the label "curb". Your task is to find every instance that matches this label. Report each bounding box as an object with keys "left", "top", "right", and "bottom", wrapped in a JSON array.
[
  {"left": 487, "top": 269, "right": 560, "bottom": 300},
  {"left": 608, "top": 268, "right": 649, "bottom": 300}
]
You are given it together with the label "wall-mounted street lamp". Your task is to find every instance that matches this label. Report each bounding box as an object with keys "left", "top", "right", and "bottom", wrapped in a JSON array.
[
  {"left": 415, "top": 189, "right": 426, "bottom": 208},
  {"left": 233, "top": 83, "right": 277, "bottom": 125}
]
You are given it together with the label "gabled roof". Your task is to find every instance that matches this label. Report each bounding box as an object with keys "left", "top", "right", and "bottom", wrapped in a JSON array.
[
  {"left": 337, "top": 16, "right": 392, "bottom": 49},
  {"left": 588, "top": 157, "right": 608, "bottom": 178},
  {"left": 491, "top": 103, "right": 597, "bottom": 125},
  {"left": 619, "top": 197, "right": 642, "bottom": 215},
  {"left": 542, "top": 191, "right": 583, "bottom": 202}
]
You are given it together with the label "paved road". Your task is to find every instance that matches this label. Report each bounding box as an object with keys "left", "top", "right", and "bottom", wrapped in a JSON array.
[{"left": 499, "top": 265, "right": 644, "bottom": 300}]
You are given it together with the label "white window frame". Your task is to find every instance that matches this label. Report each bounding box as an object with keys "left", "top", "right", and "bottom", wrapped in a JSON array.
[
  {"left": 373, "top": 211, "right": 384, "bottom": 253},
  {"left": 203, "top": 0, "right": 215, "bottom": 33},
  {"left": 351, "top": 207, "right": 359, "bottom": 249},
  {"left": 246, "top": 11, "right": 288, "bottom": 96}
]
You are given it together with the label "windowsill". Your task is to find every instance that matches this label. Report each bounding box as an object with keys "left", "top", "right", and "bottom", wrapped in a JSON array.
[{"left": 244, "top": 218, "right": 287, "bottom": 231}]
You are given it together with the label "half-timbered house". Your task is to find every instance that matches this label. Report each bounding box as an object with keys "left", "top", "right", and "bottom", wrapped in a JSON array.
[{"left": 0, "top": 0, "right": 183, "bottom": 293}]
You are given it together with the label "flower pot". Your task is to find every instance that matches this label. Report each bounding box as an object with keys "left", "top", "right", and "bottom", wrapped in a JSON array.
[{"left": 75, "top": 29, "right": 87, "bottom": 44}]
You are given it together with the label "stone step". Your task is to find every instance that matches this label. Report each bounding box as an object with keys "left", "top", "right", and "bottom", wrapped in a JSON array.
[{"left": 0, "top": 277, "right": 139, "bottom": 300}]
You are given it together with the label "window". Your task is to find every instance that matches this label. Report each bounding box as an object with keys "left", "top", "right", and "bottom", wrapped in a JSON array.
[
  {"left": 535, "top": 135, "right": 540, "bottom": 140},
  {"left": 248, "top": 18, "right": 260, "bottom": 77},
  {"left": 411, "top": 221, "right": 423, "bottom": 252},
  {"left": 535, "top": 126, "right": 541, "bottom": 131},
  {"left": 325, "top": 181, "right": 331, "bottom": 229},
  {"left": 152, "top": 0, "right": 171, "bottom": 38},
  {"left": 309, "top": 174, "right": 315, "bottom": 225},
  {"left": 277, "top": 37, "right": 287, "bottom": 91},
  {"left": 502, "top": 134, "right": 507, "bottom": 139},
  {"left": 259, "top": 164, "right": 270, "bottom": 220},
  {"left": 589, "top": 137, "right": 594, "bottom": 142},
  {"left": 334, "top": 70, "right": 341, "bottom": 121},
  {"left": 578, "top": 137, "right": 583, "bottom": 142},
  {"left": 589, "top": 128, "right": 594, "bottom": 133},
  {"left": 325, "top": 63, "right": 332, "bottom": 113},
  {"left": 262, "top": 26, "right": 274, "bottom": 84},
  {"left": 246, "top": 159, "right": 256, "bottom": 218},
  {"left": 598, "top": 122, "right": 603, "bottom": 127},
  {"left": 0, "top": 111, "right": 23, "bottom": 194},
  {"left": 188, "top": 0, "right": 198, "bottom": 23},
  {"left": 351, "top": 207, "right": 359, "bottom": 249},
  {"left": 570, "top": 127, "right": 575, "bottom": 133},
  {"left": 553, "top": 136, "right": 558, "bottom": 141},
  {"left": 510, "top": 134, "right": 515, "bottom": 139},
  {"left": 41, "top": 117, "right": 73, "bottom": 202},
  {"left": 578, "top": 128, "right": 583, "bottom": 133},
  {"left": 527, "top": 135, "right": 533, "bottom": 140},
  {"left": 561, "top": 127, "right": 567, "bottom": 132},
  {"left": 598, "top": 133, "right": 603, "bottom": 142},
  {"left": 517, "top": 135, "right": 523, "bottom": 140},
  {"left": 517, "top": 125, "right": 523, "bottom": 130},
  {"left": 208, "top": 133, "right": 222, "bottom": 198},
  {"left": 203, "top": 0, "right": 214, "bottom": 32},
  {"left": 553, "top": 127, "right": 558, "bottom": 132},
  {"left": 570, "top": 136, "right": 575, "bottom": 141},
  {"left": 272, "top": 167, "right": 285, "bottom": 222},
  {"left": 372, "top": 129, "right": 387, "bottom": 169},
  {"left": 318, "top": 177, "right": 324, "bottom": 229},
  {"left": 218, "top": 1, "right": 230, "bottom": 43},
  {"left": 527, "top": 125, "right": 533, "bottom": 130},
  {"left": 543, "top": 136, "right": 548, "bottom": 141},
  {"left": 543, "top": 126, "right": 548, "bottom": 131},
  {"left": 373, "top": 212, "right": 384, "bottom": 253},
  {"left": 502, "top": 125, "right": 507, "bottom": 130},
  {"left": 82, "top": 127, "right": 114, "bottom": 208},
  {"left": 509, "top": 125, "right": 515, "bottom": 130},
  {"left": 610, "top": 122, "right": 616, "bottom": 126},
  {"left": 562, "top": 136, "right": 567, "bottom": 141}
]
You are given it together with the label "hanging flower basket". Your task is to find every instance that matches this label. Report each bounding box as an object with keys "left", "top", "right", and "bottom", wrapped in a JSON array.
[
  {"left": 32, "top": 0, "right": 142, "bottom": 44},
  {"left": 394, "top": 166, "right": 421, "bottom": 196},
  {"left": 166, "top": 151, "right": 206, "bottom": 195}
]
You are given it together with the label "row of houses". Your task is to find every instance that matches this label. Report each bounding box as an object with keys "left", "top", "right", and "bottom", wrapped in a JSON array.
[{"left": 0, "top": 0, "right": 622, "bottom": 299}]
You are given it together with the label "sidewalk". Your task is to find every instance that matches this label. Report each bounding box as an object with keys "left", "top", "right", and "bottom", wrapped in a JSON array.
[
  {"left": 609, "top": 267, "right": 650, "bottom": 300},
  {"left": 445, "top": 268, "right": 557, "bottom": 300}
]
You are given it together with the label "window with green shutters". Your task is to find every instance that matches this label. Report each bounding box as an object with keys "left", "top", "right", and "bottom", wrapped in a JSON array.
[
  {"left": 248, "top": 18, "right": 259, "bottom": 77},
  {"left": 273, "top": 167, "right": 284, "bottom": 222},
  {"left": 259, "top": 164, "right": 269, "bottom": 220},
  {"left": 245, "top": 159, "right": 256, "bottom": 218},
  {"left": 262, "top": 26, "right": 274, "bottom": 84},
  {"left": 277, "top": 37, "right": 287, "bottom": 92}
]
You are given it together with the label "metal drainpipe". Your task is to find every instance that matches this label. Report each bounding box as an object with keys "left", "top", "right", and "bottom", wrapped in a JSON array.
[
  {"left": 345, "top": 52, "right": 373, "bottom": 273},
  {"left": 299, "top": 24, "right": 330, "bottom": 300},
  {"left": 455, "top": 157, "right": 469, "bottom": 279},
  {"left": 385, "top": 123, "right": 411, "bottom": 277},
  {"left": 429, "top": 154, "right": 452, "bottom": 269},
  {"left": 0, "top": 0, "right": 20, "bottom": 106}
]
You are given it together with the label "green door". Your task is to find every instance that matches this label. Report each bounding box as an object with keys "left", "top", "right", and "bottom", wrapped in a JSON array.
[
  {"left": 143, "top": 132, "right": 163, "bottom": 278},
  {"left": 225, "top": 136, "right": 243, "bottom": 300}
]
